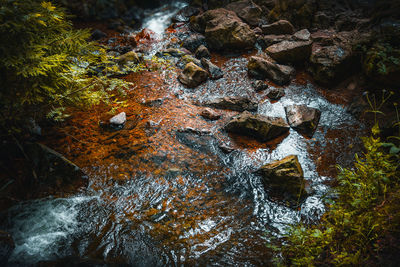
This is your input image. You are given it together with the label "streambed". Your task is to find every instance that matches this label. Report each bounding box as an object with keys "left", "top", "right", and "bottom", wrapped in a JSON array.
[{"left": 2, "top": 2, "right": 365, "bottom": 266}]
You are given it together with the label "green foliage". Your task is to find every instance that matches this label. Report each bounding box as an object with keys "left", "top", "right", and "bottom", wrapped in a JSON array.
[
  {"left": 363, "top": 42, "right": 400, "bottom": 76},
  {"left": 0, "top": 0, "right": 135, "bottom": 130},
  {"left": 275, "top": 123, "right": 400, "bottom": 265}
]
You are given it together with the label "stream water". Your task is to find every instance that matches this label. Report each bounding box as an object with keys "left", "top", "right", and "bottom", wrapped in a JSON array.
[{"left": 2, "top": 2, "right": 365, "bottom": 266}]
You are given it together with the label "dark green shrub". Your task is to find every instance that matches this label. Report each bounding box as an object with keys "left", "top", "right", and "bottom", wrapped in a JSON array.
[{"left": 275, "top": 124, "right": 400, "bottom": 265}]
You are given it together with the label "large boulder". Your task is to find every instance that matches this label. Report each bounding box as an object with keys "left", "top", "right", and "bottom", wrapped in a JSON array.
[
  {"left": 190, "top": 8, "right": 256, "bottom": 51},
  {"left": 309, "top": 44, "right": 356, "bottom": 86},
  {"left": 225, "top": 0, "right": 263, "bottom": 27},
  {"left": 285, "top": 105, "right": 321, "bottom": 137},
  {"left": 225, "top": 111, "right": 290, "bottom": 142},
  {"left": 178, "top": 62, "right": 209, "bottom": 88},
  {"left": 266, "top": 40, "right": 312, "bottom": 63},
  {"left": 261, "top": 20, "right": 295, "bottom": 35},
  {"left": 308, "top": 30, "right": 362, "bottom": 86},
  {"left": 256, "top": 155, "right": 307, "bottom": 205},
  {"left": 248, "top": 55, "right": 295, "bottom": 85}
]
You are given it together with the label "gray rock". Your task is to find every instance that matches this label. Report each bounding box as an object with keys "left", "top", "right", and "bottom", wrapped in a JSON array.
[
  {"left": 182, "top": 34, "right": 207, "bottom": 52},
  {"left": 205, "top": 96, "right": 258, "bottom": 112},
  {"left": 225, "top": 111, "right": 289, "bottom": 142},
  {"left": 248, "top": 55, "right": 295, "bottom": 85},
  {"left": 201, "top": 58, "right": 224, "bottom": 79},
  {"left": 110, "top": 112, "right": 126, "bottom": 126},
  {"left": 285, "top": 105, "right": 321, "bottom": 137}
]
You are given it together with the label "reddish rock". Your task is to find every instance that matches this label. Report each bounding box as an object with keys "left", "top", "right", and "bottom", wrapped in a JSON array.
[
  {"left": 285, "top": 105, "right": 321, "bottom": 137},
  {"left": 200, "top": 108, "right": 221, "bottom": 120}
]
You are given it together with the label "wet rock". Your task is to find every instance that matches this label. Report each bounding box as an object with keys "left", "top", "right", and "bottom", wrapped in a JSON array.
[
  {"left": 200, "top": 108, "right": 221, "bottom": 120},
  {"left": 258, "top": 34, "right": 290, "bottom": 49},
  {"left": 195, "top": 45, "right": 211, "bottom": 59},
  {"left": 248, "top": 55, "right": 295, "bottom": 85},
  {"left": 309, "top": 44, "right": 356, "bottom": 86},
  {"left": 110, "top": 112, "right": 126, "bottom": 128},
  {"left": 261, "top": 20, "right": 295, "bottom": 35},
  {"left": 267, "top": 87, "right": 285, "bottom": 100},
  {"left": 225, "top": 0, "right": 263, "bottom": 27},
  {"left": 159, "top": 48, "right": 188, "bottom": 58},
  {"left": 285, "top": 105, "right": 321, "bottom": 137},
  {"left": 0, "top": 231, "right": 14, "bottom": 265},
  {"left": 182, "top": 33, "right": 207, "bottom": 52},
  {"left": 178, "top": 62, "right": 209, "bottom": 88},
  {"left": 191, "top": 8, "right": 256, "bottom": 51},
  {"left": 172, "top": 6, "right": 200, "bottom": 23},
  {"left": 117, "top": 51, "right": 140, "bottom": 65},
  {"left": 24, "top": 143, "right": 88, "bottom": 193},
  {"left": 293, "top": 29, "right": 311, "bottom": 41},
  {"left": 266, "top": 40, "right": 312, "bottom": 64},
  {"left": 252, "top": 80, "right": 269, "bottom": 92},
  {"left": 256, "top": 155, "right": 307, "bottom": 205},
  {"left": 91, "top": 29, "right": 107, "bottom": 40},
  {"left": 204, "top": 96, "right": 258, "bottom": 112},
  {"left": 201, "top": 58, "right": 224, "bottom": 79},
  {"left": 225, "top": 111, "right": 290, "bottom": 142},
  {"left": 177, "top": 55, "right": 202, "bottom": 69}
]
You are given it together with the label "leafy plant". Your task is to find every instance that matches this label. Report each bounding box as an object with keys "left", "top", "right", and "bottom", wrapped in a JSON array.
[
  {"left": 272, "top": 91, "right": 400, "bottom": 265},
  {"left": 0, "top": 0, "right": 135, "bottom": 131}
]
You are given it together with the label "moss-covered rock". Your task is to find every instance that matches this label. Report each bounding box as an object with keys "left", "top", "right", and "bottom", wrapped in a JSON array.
[{"left": 256, "top": 155, "right": 307, "bottom": 206}]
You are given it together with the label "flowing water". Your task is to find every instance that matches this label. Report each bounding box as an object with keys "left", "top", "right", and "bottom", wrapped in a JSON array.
[{"left": 1, "top": 2, "right": 365, "bottom": 266}]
